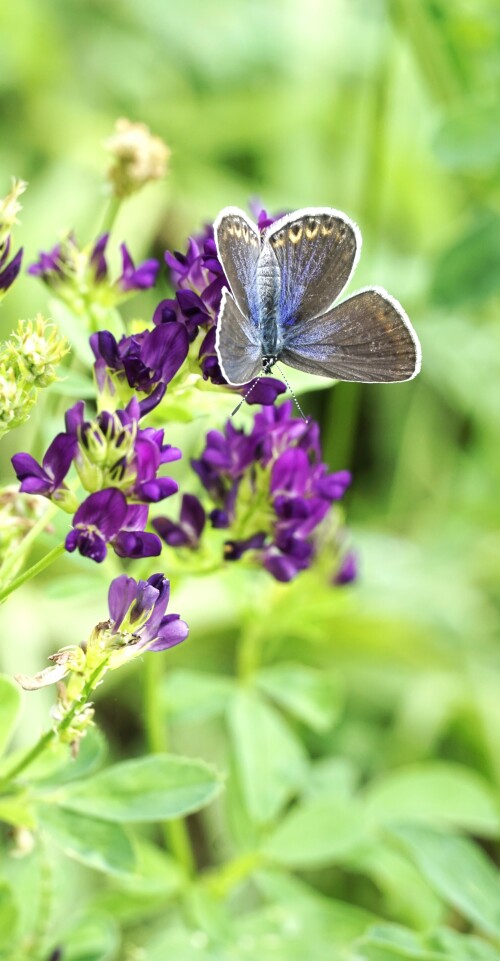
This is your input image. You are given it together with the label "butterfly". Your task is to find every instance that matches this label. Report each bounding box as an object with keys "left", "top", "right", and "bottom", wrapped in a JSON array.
[{"left": 214, "top": 206, "right": 421, "bottom": 391}]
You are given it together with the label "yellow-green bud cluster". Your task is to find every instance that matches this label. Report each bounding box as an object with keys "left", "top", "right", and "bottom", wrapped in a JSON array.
[
  {"left": 104, "top": 118, "right": 170, "bottom": 198},
  {"left": 0, "top": 315, "right": 69, "bottom": 439},
  {"left": 0, "top": 178, "right": 27, "bottom": 247}
]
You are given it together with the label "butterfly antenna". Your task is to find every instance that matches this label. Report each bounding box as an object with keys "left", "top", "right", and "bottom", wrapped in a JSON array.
[
  {"left": 275, "top": 363, "right": 309, "bottom": 423},
  {"left": 231, "top": 374, "right": 263, "bottom": 417}
]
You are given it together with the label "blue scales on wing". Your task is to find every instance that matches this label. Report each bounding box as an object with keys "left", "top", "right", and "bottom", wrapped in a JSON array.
[
  {"left": 215, "top": 288, "right": 263, "bottom": 386},
  {"left": 265, "top": 208, "right": 360, "bottom": 328}
]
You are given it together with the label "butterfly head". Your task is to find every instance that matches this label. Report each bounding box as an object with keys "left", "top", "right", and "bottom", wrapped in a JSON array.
[{"left": 262, "top": 355, "right": 277, "bottom": 374}]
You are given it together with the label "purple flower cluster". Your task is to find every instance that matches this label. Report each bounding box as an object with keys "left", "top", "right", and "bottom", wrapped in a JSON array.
[
  {"left": 29, "top": 233, "right": 159, "bottom": 301},
  {"left": 12, "top": 398, "right": 180, "bottom": 563},
  {"left": 0, "top": 236, "right": 23, "bottom": 294},
  {"left": 155, "top": 401, "right": 352, "bottom": 582}
]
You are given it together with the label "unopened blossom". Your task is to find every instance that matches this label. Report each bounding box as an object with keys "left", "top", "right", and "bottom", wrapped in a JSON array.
[
  {"left": 0, "top": 317, "right": 69, "bottom": 440},
  {"left": 104, "top": 118, "right": 170, "bottom": 198}
]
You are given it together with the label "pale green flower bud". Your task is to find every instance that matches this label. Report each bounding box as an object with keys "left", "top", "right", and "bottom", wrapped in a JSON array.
[
  {"left": 104, "top": 118, "right": 170, "bottom": 198},
  {"left": 0, "top": 179, "right": 27, "bottom": 246}
]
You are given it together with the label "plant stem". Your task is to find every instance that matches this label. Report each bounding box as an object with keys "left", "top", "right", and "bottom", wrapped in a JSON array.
[
  {"left": 0, "top": 662, "right": 106, "bottom": 791},
  {"left": 0, "top": 503, "right": 59, "bottom": 586},
  {"left": 0, "top": 542, "right": 65, "bottom": 605},
  {"left": 143, "top": 654, "right": 196, "bottom": 876},
  {"left": 98, "top": 194, "right": 122, "bottom": 236}
]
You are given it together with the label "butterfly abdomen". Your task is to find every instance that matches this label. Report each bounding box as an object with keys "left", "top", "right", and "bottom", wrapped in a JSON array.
[{"left": 256, "top": 241, "right": 282, "bottom": 356}]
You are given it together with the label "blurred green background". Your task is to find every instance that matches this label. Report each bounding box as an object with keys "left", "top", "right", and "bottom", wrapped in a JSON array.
[{"left": 1, "top": 0, "right": 500, "bottom": 953}]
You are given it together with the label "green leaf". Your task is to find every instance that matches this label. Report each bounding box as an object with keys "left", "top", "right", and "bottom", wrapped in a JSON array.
[
  {"left": 55, "top": 913, "right": 120, "bottom": 961},
  {"left": 431, "top": 211, "right": 500, "bottom": 307},
  {"left": 255, "top": 870, "right": 376, "bottom": 948},
  {"left": 163, "top": 669, "right": 235, "bottom": 724},
  {"left": 263, "top": 795, "right": 366, "bottom": 868},
  {"left": 27, "top": 726, "right": 107, "bottom": 786},
  {"left": 304, "top": 757, "right": 359, "bottom": 801},
  {"left": 389, "top": 825, "right": 500, "bottom": 938},
  {"left": 0, "top": 674, "right": 22, "bottom": 757},
  {"left": 357, "top": 924, "right": 446, "bottom": 960},
  {"left": 58, "top": 754, "right": 223, "bottom": 822},
  {"left": 228, "top": 689, "right": 307, "bottom": 824},
  {"left": 37, "top": 803, "right": 136, "bottom": 876},
  {"left": 0, "top": 881, "right": 18, "bottom": 950},
  {"left": 114, "top": 838, "right": 183, "bottom": 898},
  {"left": 364, "top": 762, "right": 500, "bottom": 837},
  {"left": 255, "top": 662, "right": 342, "bottom": 732},
  {"left": 0, "top": 793, "right": 35, "bottom": 829},
  {"left": 430, "top": 927, "right": 500, "bottom": 961}
]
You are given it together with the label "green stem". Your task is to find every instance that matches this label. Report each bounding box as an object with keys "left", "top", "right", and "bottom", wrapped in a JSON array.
[
  {"left": 0, "top": 503, "right": 59, "bottom": 586},
  {"left": 389, "top": 0, "right": 462, "bottom": 105},
  {"left": 0, "top": 542, "right": 65, "bottom": 605},
  {"left": 143, "top": 655, "right": 196, "bottom": 876},
  {"left": 98, "top": 194, "right": 123, "bottom": 236},
  {"left": 0, "top": 661, "right": 106, "bottom": 790}
]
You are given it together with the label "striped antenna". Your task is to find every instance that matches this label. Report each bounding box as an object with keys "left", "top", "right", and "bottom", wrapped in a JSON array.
[
  {"left": 275, "top": 363, "right": 309, "bottom": 423},
  {"left": 231, "top": 374, "right": 263, "bottom": 417}
]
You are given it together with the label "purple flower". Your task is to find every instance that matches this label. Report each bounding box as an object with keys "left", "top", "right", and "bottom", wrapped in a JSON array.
[
  {"left": 90, "top": 319, "right": 189, "bottom": 413},
  {"left": 0, "top": 237, "right": 23, "bottom": 293},
  {"left": 118, "top": 242, "right": 159, "bottom": 292},
  {"left": 108, "top": 572, "right": 188, "bottom": 652},
  {"left": 65, "top": 398, "right": 181, "bottom": 504},
  {"left": 12, "top": 433, "right": 77, "bottom": 508},
  {"left": 334, "top": 551, "right": 357, "bottom": 585},
  {"left": 65, "top": 489, "right": 161, "bottom": 562},
  {"left": 189, "top": 401, "right": 352, "bottom": 582},
  {"left": 153, "top": 493, "right": 206, "bottom": 548}
]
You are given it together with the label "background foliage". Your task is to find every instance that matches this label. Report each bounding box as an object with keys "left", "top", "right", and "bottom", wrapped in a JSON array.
[{"left": 1, "top": 0, "right": 500, "bottom": 959}]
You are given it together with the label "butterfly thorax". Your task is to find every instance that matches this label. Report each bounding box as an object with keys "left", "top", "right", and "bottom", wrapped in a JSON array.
[{"left": 255, "top": 241, "right": 282, "bottom": 356}]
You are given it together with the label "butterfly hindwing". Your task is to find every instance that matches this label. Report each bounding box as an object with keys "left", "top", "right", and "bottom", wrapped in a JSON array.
[
  {"left": 265, "top": 207, "right": 361, "bottom": 327},
  {"left": 216, "top": 288, "right": 263, "bottom": 386},
  {"left": 280, "top": 287, "right": 421, "bottom": 383},
  {"left": 214, "top": 207, "right": 261, "bottom": 321}
]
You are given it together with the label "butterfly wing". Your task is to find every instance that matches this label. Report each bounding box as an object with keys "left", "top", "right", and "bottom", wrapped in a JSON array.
[
  {"left": 280, "top": 286, "right": 421, "bottom": 383},
  {"left": 214, "top": 207, "right": 261, "bottom": 320},
  {"left": 216, "top": 288, "right": 263, "bottom": 386},
  {"left": 265, "top": 207, "right": 361, "bottom": 327}
]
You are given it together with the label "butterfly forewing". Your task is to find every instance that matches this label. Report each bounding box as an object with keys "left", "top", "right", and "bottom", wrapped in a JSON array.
[
  {"left": 214, "top": 207, "right": 261, "bottom": 321},
  {"left": 280, "top": 287, "right": 420, "bottom": 383},
  {"left": 216, "top": 288, "right": 263, "bottom": 386},
  {"left": 265, "top": 208, "right": 360, "bottom": 327}
]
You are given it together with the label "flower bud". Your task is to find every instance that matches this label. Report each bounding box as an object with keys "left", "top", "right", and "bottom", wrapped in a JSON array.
[{"left": 104, "top": 118, "right": 170, "bottom": 198}]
